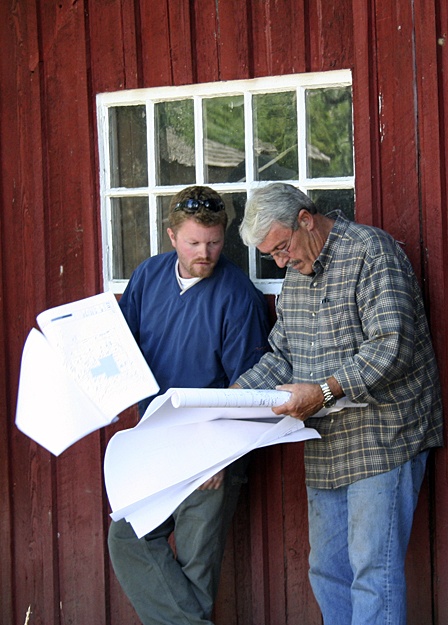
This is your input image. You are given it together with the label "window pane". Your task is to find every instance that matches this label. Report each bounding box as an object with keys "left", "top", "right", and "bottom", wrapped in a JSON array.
[
  {"left": 306, "top": 87, "right": 353, "bottom": 178},
  {"left": 309, "top": 188, "right": 355, "bottom": 221},
  {"left": 253, "top": 91, "right": 298, "bottom": 181},
  {"left": 111, "top": 197, "right": 150, "bottom": 279},
  {"left": 158, "top": 196, "right": 173, "bottom": 253},
  {"left": 155, "top": 100, "right": 195, "bottom": 186},
  {"left": 222, "top": 192, "right": 248, "bottom": 272},
  {"left": 203, "top": 96, "right": 245, "bottom": 184},
  {"left": 109, "top": 106, "right": 148, "bottom": 188},
  {"left": 256, "top": 251, "right": 287, "bottom": 280}
]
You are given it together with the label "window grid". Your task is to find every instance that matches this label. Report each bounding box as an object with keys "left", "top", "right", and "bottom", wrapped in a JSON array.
[{"left": 97, "top": 70, "right": 353, "bottom": 294}]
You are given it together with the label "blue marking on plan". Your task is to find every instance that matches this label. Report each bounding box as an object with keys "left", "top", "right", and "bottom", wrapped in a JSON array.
[{"left": 91, "top": 355, "right": 120, "bottom": 378}]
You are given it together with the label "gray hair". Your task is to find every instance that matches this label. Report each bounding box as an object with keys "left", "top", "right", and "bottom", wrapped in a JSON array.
[{"left": 239, "top": 183, "right": 317, "bottom": 247}]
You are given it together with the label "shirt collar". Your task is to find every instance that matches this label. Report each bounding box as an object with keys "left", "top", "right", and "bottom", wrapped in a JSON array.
[{"left": 312, "top": 212, "right": 350, "bottom": 274}]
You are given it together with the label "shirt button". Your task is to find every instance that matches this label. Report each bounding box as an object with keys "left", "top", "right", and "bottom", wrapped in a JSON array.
[{"left": 310, "top": 372, "right": 314, "bottom": 377}]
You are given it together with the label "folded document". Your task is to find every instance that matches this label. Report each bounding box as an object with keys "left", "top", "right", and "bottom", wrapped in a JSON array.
[
  {"left": 104, "top": 388, "right": 363, "bottom": 538},
  {"left": 15, "top": 292, "right": 159, "bottom": 455}
]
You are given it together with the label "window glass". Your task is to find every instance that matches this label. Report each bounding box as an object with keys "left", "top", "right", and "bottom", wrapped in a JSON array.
[
  {"left": 221, "top": 192, "right": 248, "bottom": 272},
  {"left": 155, "top": 100, "right": 195, "bottom": 186},
  {"left": 253, "top": 91, "right": 298, "bottom": 181},
  {"left": 111, "top": 197, "right": 150, "bottom": 279},
  {"left": 109, "top": 106, "right": 148, "bottom": 188},
  {"left": 306, "top": 87, "right": 353, "bottom": 178},
  {"left": 203, "top": 96, "right": 245, "bottom": 184},
  {"left": 98, "top": 71, "right": 354, "bottom": 294},
  {"left": 256, "top": 252, "right": 287, "bottom": 280},
  {"left": 157, "top": 196, "right": 173, "bottom": 253},
  {"left": 309, "top": 188, "right": 355, "bottom": 220}
]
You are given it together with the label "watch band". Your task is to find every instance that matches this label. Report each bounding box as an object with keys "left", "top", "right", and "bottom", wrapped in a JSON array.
[{"left": 320, "top": 382, "right": 336, "bottom": 408}]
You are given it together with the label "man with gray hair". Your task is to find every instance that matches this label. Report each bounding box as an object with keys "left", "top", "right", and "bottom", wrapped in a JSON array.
[{"left": 233, "top": 182, "right": 443, "bottom": 625}]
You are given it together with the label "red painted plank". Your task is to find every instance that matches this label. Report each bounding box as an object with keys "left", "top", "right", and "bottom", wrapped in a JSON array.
[
  {"left": 88, "top": 0, "right": 140, "bottom": 92},
  {"left": 35, "top": 3, "right": 107, "bottom": 625},
  {"left": 104, "top": 408, "right": 142, "bottom": 625},
  {"left": 215, "top": 0, "right": 250, "bottom": 80},
  {"left": 56, "top": 437, "right": 107, "bottom": 625},
  {"left": 249, "top": 449, "right": 270, "bottom": 625},
  {"left": 192, "top": 0, "right": 220, "bottom": 83},
  {"left": 308, "top": 0, "right": 354, "bottom": 72},
  {"left": 0, "top": 1, "right": 57, "bottom": 624},
  {"left": 265, "top": 446, "right": 287, "bottom": 623},
  {"left": 249, "top": 0, "right": 308, "bottom": 76},
  {"left": 39, "top": 0, "right": 101, "bottom": 304},
  {"left": 351, "top": 0, "right": 382, "bottom": 226},
  {"left": 427, "top": 0, "right": 448, "bottom": 622},
  {"left": 0, "top": 236, "right": 12, "bottom": 624},
  {"left": 231, "top": 484, "right": 254, "bottom": 624},
  {"left": 282, "top": 445, "right": 321, "bottom": 625},
  {"left": 140, "top": 0, "right": 194, "bottom": 87},
  {"left": 214, "top": 483, "right": 254, "bottom": 624},
  {"left": 11, "top": 439, "right": 58, "bottom": 625},
  {"left": 374, "top": 1, "right": 421, "bottom": 271},
  {"left": 405, "top": 472, "right": 433, "bottom": 621}
]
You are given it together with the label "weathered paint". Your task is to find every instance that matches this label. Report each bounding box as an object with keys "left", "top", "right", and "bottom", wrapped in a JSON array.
[{"left": 0, "top": 0, "right": 447, "bottom": 623}]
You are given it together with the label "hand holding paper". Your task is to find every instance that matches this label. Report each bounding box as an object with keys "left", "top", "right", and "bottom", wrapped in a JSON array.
[{"left": 104, "top": 388, "right": 366, "bottom": 537}]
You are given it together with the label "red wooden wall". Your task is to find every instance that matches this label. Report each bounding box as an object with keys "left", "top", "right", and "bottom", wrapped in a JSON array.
[{"left": 0, "top": 1, "right": 447, "bottom": 624}]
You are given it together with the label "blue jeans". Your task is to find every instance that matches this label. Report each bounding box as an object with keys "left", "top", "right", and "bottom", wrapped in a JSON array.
[{"left": 307, "top": 451, "right": 429, "bottom": 625}]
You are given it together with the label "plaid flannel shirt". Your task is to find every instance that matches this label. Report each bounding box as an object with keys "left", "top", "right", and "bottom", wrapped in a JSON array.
[{"left": 237, "top": 214, "right": 443, "bottom": 488}]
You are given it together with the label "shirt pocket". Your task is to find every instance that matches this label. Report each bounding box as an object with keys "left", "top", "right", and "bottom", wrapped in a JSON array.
[{"left": 317, "top": 297, "right": 361, "bottom": 349}]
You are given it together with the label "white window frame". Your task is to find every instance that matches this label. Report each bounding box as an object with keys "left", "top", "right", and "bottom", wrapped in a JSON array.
[{"left": 96, "top": 69, "right": 353, "bottom": 295}]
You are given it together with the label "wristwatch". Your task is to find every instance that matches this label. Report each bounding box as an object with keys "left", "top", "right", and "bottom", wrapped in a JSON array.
[{"left": 320, "top": 382, "right": 337, "bottom": 408}]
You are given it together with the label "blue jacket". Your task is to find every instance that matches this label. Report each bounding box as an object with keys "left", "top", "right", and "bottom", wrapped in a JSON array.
[{"left": 119, "top": 252, "right": 270, "bottom": 412}]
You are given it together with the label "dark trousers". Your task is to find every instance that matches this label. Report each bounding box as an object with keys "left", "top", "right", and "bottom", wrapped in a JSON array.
[{"left": 108, "top": 457, "right": 248, "bottom": 625}]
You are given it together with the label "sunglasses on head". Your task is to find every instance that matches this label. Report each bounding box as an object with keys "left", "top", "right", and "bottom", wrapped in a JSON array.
[{"left": 174, "top": 198, "right": 225, "bottom": 213}]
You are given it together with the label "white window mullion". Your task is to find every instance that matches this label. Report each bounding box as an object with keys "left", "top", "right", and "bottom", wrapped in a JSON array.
[
  {"left": 96, "top": 70, "right": 354, "bottom": 295},
  {"left": 244, "top": 92, "right": 254, "bottom": 186},
  {"left": 297, "top": 86, "right": 308, "bottom": 186},
  {"left": 98, "top": 104, "right": 114, "bottom": 289},
  {"left": 147, "top": 101, "right": 156, "bottom": 189},
  {"left": 194, "top": 97, "right": 205, "bottom": 185}
]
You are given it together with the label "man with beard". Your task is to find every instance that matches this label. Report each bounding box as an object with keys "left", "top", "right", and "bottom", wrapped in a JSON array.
[{"left": 108, "top": 185, "right": 270, "bottom": 625}]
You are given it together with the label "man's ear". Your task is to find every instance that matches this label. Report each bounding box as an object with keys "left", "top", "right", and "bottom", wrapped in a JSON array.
[
  {"left": 167, "top": 227, "right": 176, "bottom": 248},
  {"left": 298, "top": 209, "right": 313, "bottom": 229}
]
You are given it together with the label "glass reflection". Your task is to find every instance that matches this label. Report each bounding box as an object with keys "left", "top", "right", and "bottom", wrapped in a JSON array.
[
  {"left": 310, "top": 188, "right": 355, "bottom": 221},
  {"left": 109, "top": 106, "right": 148, "bottom": 188},
  {"left": 253, "top": 91, "right": 298, "bottom": 181},
  {"left": 222, "top": 192, "right": 248, "bottom": 273},
  {"left": 111, "top": 197, "right": 150, "bottom": 279},
  {"left": 203, "top": 96, "right": 245, "bottom": 184},
  {"left": 155, "top": 100, "right": 195, "bottom": 186},
  {"left": 158, "top": 196, "right": 173, "bottom": 254},
  {"left": 306, "top": 87, "right": 353, "bottom": 178}
]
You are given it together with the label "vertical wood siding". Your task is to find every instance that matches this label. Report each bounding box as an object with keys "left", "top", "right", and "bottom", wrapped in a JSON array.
[{"left": 0, "top": 0, "right": 447, "bottom": 623}]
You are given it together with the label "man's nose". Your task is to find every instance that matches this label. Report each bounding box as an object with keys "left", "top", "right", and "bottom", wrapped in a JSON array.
[
  {"left": 275, "top": 254, "right": 289, "bottom": 268},
  {"left": 197, "top": 244, "right": 209, "bottom": 257}
]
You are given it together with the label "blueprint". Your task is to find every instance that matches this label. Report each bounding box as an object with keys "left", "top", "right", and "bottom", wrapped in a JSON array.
[
  {"left": 15, "top": 292, "right": 159, "bottom": 455},
  {"left": 104, "top": 388, "right": 365, "bottom": 538}
]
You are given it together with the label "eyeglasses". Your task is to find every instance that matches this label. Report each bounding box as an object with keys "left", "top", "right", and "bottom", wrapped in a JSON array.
[
  {"left": 260, "top": 229, "right": 294, "bottom": 261},
  {"left": 173, "top": 198, "right": 225, "bottom": 213}
]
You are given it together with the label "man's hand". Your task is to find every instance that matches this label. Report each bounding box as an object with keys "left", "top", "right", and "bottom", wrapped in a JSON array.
[
  {"left": 197, "top": 469, "right": 225, "bottom": 490},
  {"left": 272, "top": 383, "right": 325, "bottom": 421}
]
